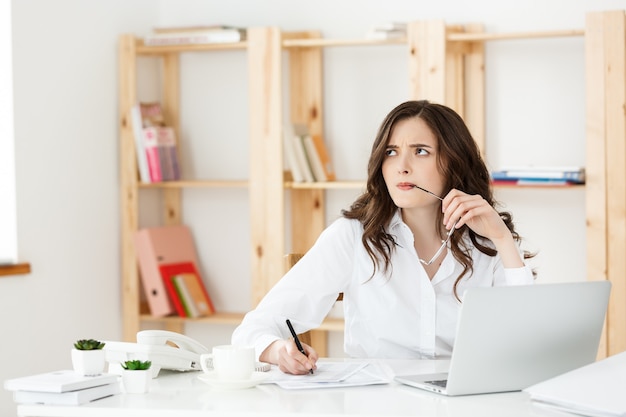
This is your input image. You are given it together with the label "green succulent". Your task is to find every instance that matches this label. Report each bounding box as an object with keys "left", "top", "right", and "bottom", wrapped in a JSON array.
[
  {"left": 73, "top": 339, "right": 105, "bottom": 350},
  {"left": 121, "top": 360, "right": 152, "bottom": 371}
]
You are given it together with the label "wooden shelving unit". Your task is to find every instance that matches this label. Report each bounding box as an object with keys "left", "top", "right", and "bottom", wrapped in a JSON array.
[{"left": 119, "top": 11, "right": 625, "bottom": 357}]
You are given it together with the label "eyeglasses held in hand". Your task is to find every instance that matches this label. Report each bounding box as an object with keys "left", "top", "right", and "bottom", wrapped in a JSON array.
[{"left": 413, "top": 185, "right": 458, "bottom": 266}]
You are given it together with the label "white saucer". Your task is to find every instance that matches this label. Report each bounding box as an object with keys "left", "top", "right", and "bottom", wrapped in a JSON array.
[{"left": 197, "top": 371, "right": 269, "bottom": 390}]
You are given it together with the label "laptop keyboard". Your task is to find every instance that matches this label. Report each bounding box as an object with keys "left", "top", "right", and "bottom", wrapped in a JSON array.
[{"left": 425, "top": 379, "right": 448, "bottom": 388}]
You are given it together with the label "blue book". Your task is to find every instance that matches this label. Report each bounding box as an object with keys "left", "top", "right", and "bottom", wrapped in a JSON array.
[{"left": 491, "top": 167, "right": 585, "bottom": 184}]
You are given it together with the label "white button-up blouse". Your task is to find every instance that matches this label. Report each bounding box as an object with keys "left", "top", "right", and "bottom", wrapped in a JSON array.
[{"left": 232, "top": 210, "right": 534, "bottom": 360}]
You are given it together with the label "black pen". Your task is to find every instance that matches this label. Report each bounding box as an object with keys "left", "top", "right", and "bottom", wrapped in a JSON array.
[{"left": 285, "top": 319, "right": 314, "bottom": 374}]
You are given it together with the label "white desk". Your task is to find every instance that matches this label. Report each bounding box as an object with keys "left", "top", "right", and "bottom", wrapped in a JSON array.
[{"left": 16, "top": 359, "right": 558, "bottom": 417}]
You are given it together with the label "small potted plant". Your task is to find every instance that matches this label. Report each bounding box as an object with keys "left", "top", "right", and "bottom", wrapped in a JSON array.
[
  {"left": 71, "top": 339, "right": 106, "bottom": 376},
  {"left": 121, "top": 360, "right": 152, "bottom": 394}
]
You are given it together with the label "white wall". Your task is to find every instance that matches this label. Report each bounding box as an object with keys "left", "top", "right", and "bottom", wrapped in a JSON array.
[
  {"left": 2, "top": 0, "right": 624, "bottom": 414},
  {"left": 1, "top": 1, "right": 157, "bottom": 414}
]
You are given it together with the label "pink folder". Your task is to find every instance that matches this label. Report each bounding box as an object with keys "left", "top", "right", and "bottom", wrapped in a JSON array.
[{"left": 134, "top": 225, "right": 201, "bottom": 317}]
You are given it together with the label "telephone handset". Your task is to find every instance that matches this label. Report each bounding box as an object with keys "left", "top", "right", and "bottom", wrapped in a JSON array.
[
  {"left": 104, "top": 330, "right": 210, "bottom": 377},
  {"left": 136, "top": 330, "right": 210, "bottom": 355}
]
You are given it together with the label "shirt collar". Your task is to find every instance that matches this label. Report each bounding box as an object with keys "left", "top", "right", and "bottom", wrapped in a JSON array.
[{"left": 387, "top": 209, "right": 404, "bottom": 231}]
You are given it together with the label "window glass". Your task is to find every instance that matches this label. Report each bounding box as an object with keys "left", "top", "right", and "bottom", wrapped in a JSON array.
[{"left": 0, "top": 0, "right": 17, "bottom": 265}]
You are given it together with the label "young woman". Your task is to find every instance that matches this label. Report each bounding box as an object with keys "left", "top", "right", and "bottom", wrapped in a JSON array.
[{"left": 232, "top": 100, "right": 535, "bottom": 374}]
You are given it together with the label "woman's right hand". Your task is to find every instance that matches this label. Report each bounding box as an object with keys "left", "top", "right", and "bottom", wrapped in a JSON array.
[{"left": 260, "top": 339, "right": 318, "bottom": 375}]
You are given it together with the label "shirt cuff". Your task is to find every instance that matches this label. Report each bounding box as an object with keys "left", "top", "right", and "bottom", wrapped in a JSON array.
[
  {"left": 502, "top": 265, "right": 534, "bottom": 285},
  {"left": 254, "top": 334, "right": 282, "bottom": 361}
]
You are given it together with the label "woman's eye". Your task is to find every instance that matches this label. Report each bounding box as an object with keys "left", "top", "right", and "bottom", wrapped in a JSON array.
[
  {"left": 416, "top": 148, "right": 429, "bottom": 156},
  {"left": 385, "top": 149, "right": 397, "bottom": 156}
]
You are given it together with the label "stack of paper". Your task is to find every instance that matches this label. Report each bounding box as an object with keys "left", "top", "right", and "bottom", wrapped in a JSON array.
[
  {"left": 4, "top": 370, "right": 120, "bottom": 405},
  {"left": 264, "top": 361, "right": 390, "bottom": 390},
  {"left": 524, "top": 351, "right": 626, "bottom": 417}
]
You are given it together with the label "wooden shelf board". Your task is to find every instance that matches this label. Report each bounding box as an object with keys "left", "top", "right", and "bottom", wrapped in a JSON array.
[
  {"left": 0, "top": 262, "right": 31, "bottom": 277},
  {"left": 139, "top": 312, "right": 344, "bottom": 332},
  {"left": 448, "top": 29, "right": 584, "bottom": 42},
  {"left": 136, "top": 40, "right": 247, "bottom": 55},
  {"left": 139, "top": 180, "right": 248, "bottom": 189},
  {"left": 282, "top": 29, "right": 584, "bottom": 49},
  {"left": 140, "top": 311, "right": 245, "bottom": 325},
  {"left": 283, "top": 37, "right": 406, "bottom": 48}
]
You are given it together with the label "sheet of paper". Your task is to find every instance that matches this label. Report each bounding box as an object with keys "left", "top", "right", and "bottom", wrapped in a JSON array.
[{"left": 264, "top": 361, "right": 391, "bottom": 390}]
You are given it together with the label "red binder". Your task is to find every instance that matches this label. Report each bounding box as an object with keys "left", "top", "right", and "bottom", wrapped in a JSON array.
[
  {"left": 133, "top": 225, "right": 201, "bottom": 317},
  {"left": 160, "top": 262, "right": 216, "bottom": 318}
]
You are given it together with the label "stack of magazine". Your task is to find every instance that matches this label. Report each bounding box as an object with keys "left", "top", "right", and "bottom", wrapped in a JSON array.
[
  {"left": 144, "top": 25, "right": 247, "bottom": 46},
  {"left": 366, "top": 22, "right": 407, "bottom": 40},
  {"left": 490, "top": 166, "right": 585, "bottom": 186},
  {"left": 4, "top": 370, "right": 120, "bottom": 405}
]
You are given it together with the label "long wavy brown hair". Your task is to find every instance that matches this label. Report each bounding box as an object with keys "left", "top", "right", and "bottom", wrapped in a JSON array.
[{"left": 342, "top": 100, "right": 534, "bottom": 298}]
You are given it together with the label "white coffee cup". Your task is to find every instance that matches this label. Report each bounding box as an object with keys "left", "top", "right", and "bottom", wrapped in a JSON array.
[{"left": 200, "top": 345, "right": 255, "bottom": 380}]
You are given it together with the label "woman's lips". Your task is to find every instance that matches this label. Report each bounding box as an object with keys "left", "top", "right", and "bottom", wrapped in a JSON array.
[{"left": 397, "top": 182, "right": 416, "bottom": 191}]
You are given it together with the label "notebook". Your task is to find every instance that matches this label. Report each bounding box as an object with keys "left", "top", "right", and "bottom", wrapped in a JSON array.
[
  {"left": 524, "top": 350, "right": 626, "bottom": 417},
  {"left": 394, "top": 281, "right": 611, "bottom": 396}
]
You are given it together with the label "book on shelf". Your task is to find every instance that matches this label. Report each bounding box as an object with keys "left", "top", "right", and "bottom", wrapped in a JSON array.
[
  {"left": 491, "top": 166, "right": 585, "bottom": 185},
  {"left": 283, "top": 127, "right": 305, "bottom": 183},
  {"left": 144, "top": 26, "right": 246, "bottom": 46},
  {"left": 291, "top": 133, "right": 315, "bottom": 183},
  {"left": 143, "top": 125, "right": 181, "bottom": 182},
  {"left": 138, "top": 101, "right": 165, "bottom": 126},
  {"left": 291, "top": 123, "right": 321, "bottom": 182},
  {"left": 130, "top": 102, "right": 181, "bottom": 183},
  {"left": 160, "top": 263, "right": 189, "bottom": 317},
  {"left": 174, "top": 265, "right": 216, "bottom": 317},
  {"left": 366, "top": 22, "right": 407, "bottom": 40},
  {"left": 173, "top": 274, "right": 200, "bottom": 316},
  {"left": 4, "top": 370, "right": 119, "bottom": 394},
  {"left": 11, "top": 381, "right": 120, "bottom": 405},
  {"left": 160, "top": 261, "right": 216, "bottom": 318},
  {"left": 164, "top": 130, "right": 181, "bottom": 181},
  {"left": 142, "top": 127, "right": 163, "bottom": 182},
  {"left": 302, "top": 134, "right": 336, "bottom": 182},
  {"left": 133, "top": 225, "right": 202, "bottom": 317},
  {"left": 130, "top": 104, "right": 151, "bottom": 183}
]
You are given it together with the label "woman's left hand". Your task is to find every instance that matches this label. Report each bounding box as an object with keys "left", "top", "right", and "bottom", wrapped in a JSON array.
[
  {"left": 441, "top": 189, "right": 509, "bottom": 242},
  {"left": 441, "top": 189, "right": 524, "bottom": 268}
]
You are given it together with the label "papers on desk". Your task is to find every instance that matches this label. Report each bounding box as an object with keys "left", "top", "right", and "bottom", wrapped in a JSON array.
[
  {"left": 264, "top": 361, "right": 391, "bottom": 390},
  {"left": 524, "top": 351, "right": 626, "bottom": 417}
]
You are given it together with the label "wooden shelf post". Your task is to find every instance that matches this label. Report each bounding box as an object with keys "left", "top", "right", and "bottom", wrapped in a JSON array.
[
  {"left": 248, "top": 27, "right": 286, "bottom": 306},
  {"left": 119, "top": 35, "right": 141, "bottom": 342},
  {"left": 585, "top": 10, "right": 626, "bottom": 358},
  {"left": 287, "top": 32, "right": 326, "bottom": 254}
]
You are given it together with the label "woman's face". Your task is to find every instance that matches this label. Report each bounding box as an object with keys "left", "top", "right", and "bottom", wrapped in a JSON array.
[{"left": 381, "top": 116, "right": 445, "bottom": 210}]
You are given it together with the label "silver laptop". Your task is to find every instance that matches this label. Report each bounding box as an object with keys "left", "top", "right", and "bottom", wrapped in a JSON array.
[{"left": 394, "top": 281, "right": 611, "bottom": 396}]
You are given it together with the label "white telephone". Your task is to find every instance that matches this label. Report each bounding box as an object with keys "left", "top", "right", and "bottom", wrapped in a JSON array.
[{"left": 104, "top": 330, "right": 210, "bottom": 377}]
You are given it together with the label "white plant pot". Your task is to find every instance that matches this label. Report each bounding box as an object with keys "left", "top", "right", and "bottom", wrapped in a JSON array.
[
  {"left": 71, "top": 349, "right": 105, "bottom": 376},
  {"left": 122, "top": 369, "right": 151, "bottom": 394}
]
